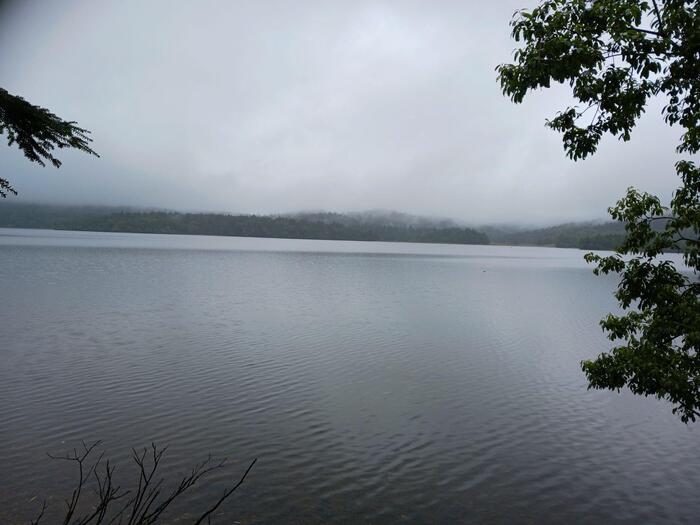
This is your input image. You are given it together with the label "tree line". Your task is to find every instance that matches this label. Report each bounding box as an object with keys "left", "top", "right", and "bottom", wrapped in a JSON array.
[
  {"left": 485, "top": 222, "right": 629, "bottom": 250},
  {"left": 0, "top": 204, "right": 490, "bottom": 245},
  {"left": 0, "top": 203, "right": 647, "bottom": 250}
]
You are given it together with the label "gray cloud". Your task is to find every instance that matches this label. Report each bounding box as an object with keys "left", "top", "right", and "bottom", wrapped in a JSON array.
[{"left": 0, "top": 0, "right": 685, "bottom": 224}]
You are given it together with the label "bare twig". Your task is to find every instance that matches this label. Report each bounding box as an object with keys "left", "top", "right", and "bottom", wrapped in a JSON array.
[
  {"left": 35, "top": 442, "right": 255, "bottom": 524},
  {"left": 193, "top": 458, "right": 257, "bottom": 525},
  {"left": 45, "top": 440, "right": 103, "bottom": 525},
  {"left": 30, "top": 500, "right": 46, "bottom": 525}
]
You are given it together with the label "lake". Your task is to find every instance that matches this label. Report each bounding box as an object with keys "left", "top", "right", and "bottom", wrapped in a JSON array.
[{"left": 0, "top": 228, "right": 697, "bottom": 524}]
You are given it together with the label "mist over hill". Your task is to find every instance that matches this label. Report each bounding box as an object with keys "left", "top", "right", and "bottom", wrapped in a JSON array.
[
  {"left": 0, "top": 202, "right": 633, "bottom": 250},
  {"left": 286, "top": 210, "right": 461, "bottom": 229},
  {"left": 0, "top": 203, "right": 488, "bottom": 246}
]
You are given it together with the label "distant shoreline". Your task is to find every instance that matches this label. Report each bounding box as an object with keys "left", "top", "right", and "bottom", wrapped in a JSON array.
[
  {"left": 0, "top": 226, "right": 610, "bottom": 252},
  {"left": 0, "top": 210, "right": 489, "bottom": 246},
  {"left": 0, "top": 203, "right": 626, "bottom": 250}
]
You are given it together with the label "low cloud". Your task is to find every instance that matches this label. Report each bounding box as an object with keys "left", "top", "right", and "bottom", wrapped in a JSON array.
[{"left": 0, "top": 0, "right": 684, "bottom": 225}]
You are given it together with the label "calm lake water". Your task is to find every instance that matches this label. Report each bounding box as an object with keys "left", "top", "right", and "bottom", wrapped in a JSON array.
[{"left": 1, "top": 228, "right": 698, "bottom": 524}]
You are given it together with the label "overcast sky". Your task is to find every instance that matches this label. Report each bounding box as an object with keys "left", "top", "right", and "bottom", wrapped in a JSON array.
[{"left": 0, "top": 0, "right": 687, "bottom": 225}]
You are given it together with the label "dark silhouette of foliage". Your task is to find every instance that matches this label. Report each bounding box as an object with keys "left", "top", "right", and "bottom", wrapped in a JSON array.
[
  {"left": 0, "top": 87, "right": 98, "bottom": 197},
  {"left": 499, "top": 0, "right": 700, "bottom": 421},
  {"left": 30, "top": 441, "right": 256, "bottom": 524}
]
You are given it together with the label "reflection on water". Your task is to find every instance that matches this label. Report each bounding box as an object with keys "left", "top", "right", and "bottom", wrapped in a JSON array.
[{"left": 0, "top": 228, "right": 697, "bottom": 524}]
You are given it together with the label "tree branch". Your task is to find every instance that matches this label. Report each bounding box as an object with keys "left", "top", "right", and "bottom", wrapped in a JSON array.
[
  {"left": 651, "top": 0, "right": 665, "bottom": 36},
  {"left": 628, "top": 26, "right": 664, "bottom": 37},
  {"left": 38, "top": 442, "right": 256, "bottom": 524},
  {"left": 193, "top": 458, "right": 258, "bottom": 525}
]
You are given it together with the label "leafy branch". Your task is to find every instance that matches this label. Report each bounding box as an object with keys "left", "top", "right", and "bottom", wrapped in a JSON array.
[{"left": 0, "top": 87, "right": 99, "bottom": 197}]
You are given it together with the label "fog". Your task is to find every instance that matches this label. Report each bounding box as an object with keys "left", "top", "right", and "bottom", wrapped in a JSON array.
[{"left": 0, "top": 0, "right": 685, "bottom": 225}]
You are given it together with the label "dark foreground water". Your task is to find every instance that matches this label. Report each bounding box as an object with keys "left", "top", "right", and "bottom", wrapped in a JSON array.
[{"left": 0, "top": 228, "right": 697, "bottom": 524}]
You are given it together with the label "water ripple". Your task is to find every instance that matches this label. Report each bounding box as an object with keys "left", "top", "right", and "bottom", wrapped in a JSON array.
[{"left": 0, "top": 233, "right": 698, "bottom": 524}]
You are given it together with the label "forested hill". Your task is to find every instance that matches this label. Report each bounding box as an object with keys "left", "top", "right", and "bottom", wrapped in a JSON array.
[
  {"left": 483, "top": 222, "right": 627, "bottom": 250},
  {"left": 0, "top": 203, "right": 489, "bottom": 245},
  {"left": 0, "top": 203, "right": 639, "bottom": 249}
]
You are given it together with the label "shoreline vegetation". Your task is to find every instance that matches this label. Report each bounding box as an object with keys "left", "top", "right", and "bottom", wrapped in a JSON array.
[{"left": 0, "top": 203, "right": 628, "bottom": 250}]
